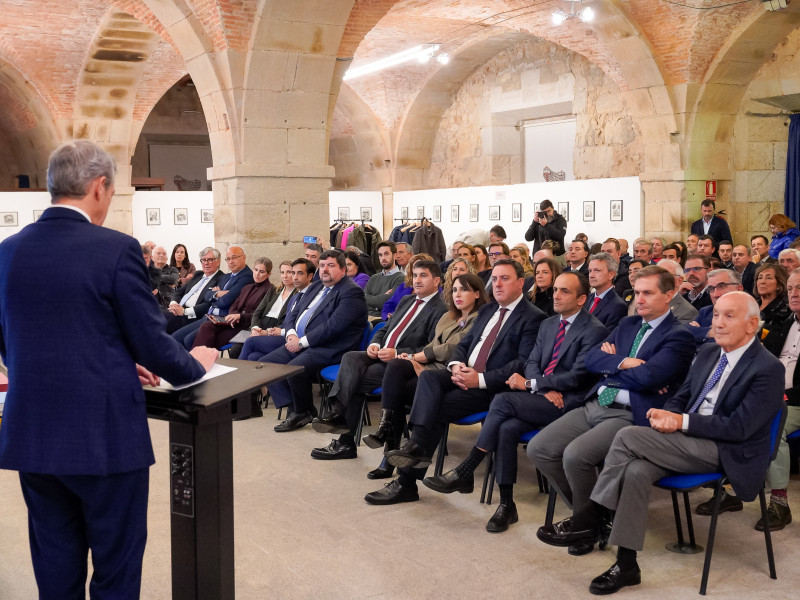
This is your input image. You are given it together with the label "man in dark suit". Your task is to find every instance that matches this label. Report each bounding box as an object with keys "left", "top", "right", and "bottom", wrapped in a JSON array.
[
  {"left": 170, "top": 246, "right": 253, "bottom": 348},
  {"left": 0, "top": 141, "right": 218, "bottom": 598},
  {"left": 528, "top": 266, "right": 695, "bottom": 554},
  {"left": 751, "top": 234, "right": 777, "bottom": 265},
  {"left": 585, "top": 252, "right": 627, "bottom": 330},
  {"left": 679, "top": 253, "right": 713, "bottom": 310},
  {"left": 310, "top": 260, "right": 447, "bottom": 459},
  {"left": 422, "top": 272, "right": 607, "bottom": 532},
  {"left": 687, "top": 269, "right": 743, "bottom": 343},
  {"left": 364, "top": 259, "right": 546, "bottom": 505},
  {"left": 165, "top": 246, "right": 225, "bottom": 332},
  {"left": 732, "top": 244, "right": 757, "bottom": 296},
  {"left": 537, "top": 292, "right": 784, "bottom": 595},
  {"left": 266, "top": 249, "right": 368, "bottom": 432},
  {"left": 690, "top": 199, "right": 732, "bottom": 245},
  {"left": 563, "top": 239, "right": 590, "bottom": 275}
]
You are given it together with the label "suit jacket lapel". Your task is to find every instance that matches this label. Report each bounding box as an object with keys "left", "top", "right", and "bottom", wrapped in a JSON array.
[
  {"left": 714, "top": 342, "right": 759, "bottom": 413},
  {"left": 557, "top": 311, "right": 585, "bottom": 363},
  {"left": 492, "top": 301, "right": 523, "bottom": 348},
  {"left": 635, "top": 313, "right": 674, "bottom": 358}
]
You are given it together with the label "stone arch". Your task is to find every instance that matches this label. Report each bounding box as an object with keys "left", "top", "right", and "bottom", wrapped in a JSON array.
[
  {"left": 330, "top": 83, "right": 391, "bottom": 190},
  {"left": 0, "top": 58, "right": 59, "bottom": 188}
]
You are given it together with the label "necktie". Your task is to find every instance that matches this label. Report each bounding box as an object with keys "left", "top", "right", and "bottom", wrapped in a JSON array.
[
  {"left": 688, "top": 354, "right": 729, "bottom": 413},
  {"left": 598, "top": 322, "right": 651, "bottom": 406},
  {"left": 295, "top": 287, "right": 331, "bottom": 338},
  {"left": 181, "top": 275, "right": 209, "bottom": 307},
  {"left": 472, "top": 308, "right": 509, "bottom": 373},
  {"left": 543, "top": 320, "right": 568, "bottom": 376},
  {"left": 589, "top": 296, "right": 601, "bottom": 314},
  {"left": 385, "top": 299, "right": 424, "bottom": 349}
]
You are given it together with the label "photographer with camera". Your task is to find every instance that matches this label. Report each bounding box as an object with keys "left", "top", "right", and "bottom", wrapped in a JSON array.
[{"left": 525, "top": 199, "right": 567, "bottom": 257}]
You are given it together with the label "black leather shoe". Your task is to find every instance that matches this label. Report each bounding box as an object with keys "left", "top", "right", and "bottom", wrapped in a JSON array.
[
  {"left": 755, "top": 501, "right": 792, "bottom": 531},
  {"left": 589, "top": 562, "right": 641, "bottom": 595},
  {"left": 310, "top": 439, "right": 357, "bottom": 460},
  {"left": 385, "top": 440, "right": 432, "bottom": 469},
  {"left": 274, "top": 411, "right": 313, "bottom": 432},
  {"left": 537, "top": 516, "right": 597, "bottom": 547},
  {"left": 363, "top": 409, "right": 394, "bottom": 449},
  {"left": 367, "top": 464, "right": 395, "bottom": 479},
  {"left": 423, "top": 469, "right": 474, "bottom": 494},
  {"left": 364, "top": 479, "right": 419, "bottom": 505},
  {"left": 598, "top": 508, "right": 614, "bottom": 550},
  {"left": 486, "top": 503, "right": 518, "bottom": 533},
  {"left": 311, "top": 411, "right": 349, "bottom": 434},
  {"left": 569, "top": 540, "right": 595, "bottom": 556},
  {"left": 695, "top": 488, "right": 743, "bottom": 516}
]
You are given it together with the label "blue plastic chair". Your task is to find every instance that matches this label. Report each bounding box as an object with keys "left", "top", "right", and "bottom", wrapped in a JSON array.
[
  {"left": 653, "top": 405, "right": 787, "bottom": 595},
  {"left": 433, "top": 411, "right": 489, "bottom": 477}
]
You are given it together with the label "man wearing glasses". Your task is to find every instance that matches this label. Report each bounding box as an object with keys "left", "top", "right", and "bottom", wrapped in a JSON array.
[
  {"left": 679, "top": 253, "right": 713, "bottom": 310},
  {"left": 170, "top": 247, "right": 253, "bottom": 348},
  {"left": 166, "top": 247, "right": 225, "bottom": 332},
  {"left": 687, "top": 269, "right": 743, "bottom": 342}
]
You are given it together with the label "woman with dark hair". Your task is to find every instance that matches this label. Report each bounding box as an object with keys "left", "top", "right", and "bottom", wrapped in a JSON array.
[
  {"left": 527, "top": 257, "right": 560, "bottom": 316},
  {"left": 170, "top": 243, "right": 196, "bottom": 285},
  {"left": 191, "top": 257, "right": 273, "bottom": 349},
  {"left": 754, "top": 263, "right": 791, "bottom": 332},
  {"left": 473, "top": 244, "right": 491, "bottom": 274},
  {"left": 345, "top": 250, "right": 369, "bottom": 289},
  {"left": 363, "top": 273, "right": 489, "bottom": 479}
]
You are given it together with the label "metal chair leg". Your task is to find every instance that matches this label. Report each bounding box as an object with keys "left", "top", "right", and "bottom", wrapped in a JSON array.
[
  {"left": 545, "top": 486, "right": 557, "bottom": 526},
  {"left": 434, "top": 425, "right": 450, "bottom": 477},
  {"left": 759, "top": 488, "right": 778, "bottom": 580},
  {"left": 699, "top": 480, "right": 725, "bottom": 595},
  {"left": 480, "top": 451, "right": 494, "bottom": 504}
]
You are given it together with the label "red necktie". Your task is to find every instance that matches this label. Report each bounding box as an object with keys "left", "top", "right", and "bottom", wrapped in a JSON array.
[
  {"left": 543, "top": 319, "right": 568, "bottom": 375},
  {"left": 472, "top": 308, "right": 509, "bottom": 373},
  {"left": 385, "top": 299, "right": 424, "bottom": 349},
  {"left": 589, "top": 296, "right": 601, "bottom": 314}
]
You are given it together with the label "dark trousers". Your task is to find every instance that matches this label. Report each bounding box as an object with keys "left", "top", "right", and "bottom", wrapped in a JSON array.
[
  {"left": 170, "top": 319, "right": 204, "bottom": 349},
  {"left": 19, "top": 468, "right": 150, "bottom": 600},
  {"left": 400, "top": 369, "right": 493, "bottom": 480},
  {"left": 262, "top": 346, "right": 331, "bottom": 412},
  {"left": 240, "top": 335, "right": 285, "bottom": 362},
  {"left": 380, "top": 358, "right": 419, "bottom": 412},
  {"left": 192, "top": 320, "right": 247, "bottom": 349},
  {"left": 329, "top": 351, "right": 388, "bottom": 435},
  {"left": 474, "top": 391, "right": 564, "bottom": 485}
]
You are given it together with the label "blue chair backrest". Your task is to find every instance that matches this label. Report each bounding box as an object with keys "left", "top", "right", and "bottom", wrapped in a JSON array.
[
  {"left": 359, "top": 322, "right": 374, "bottom": 351},
  {"left": 769, "top": 405, "right": 788, "bottom": 461},
  {"left": 368, "top": 321, "right": 388, "bottom": 346}
]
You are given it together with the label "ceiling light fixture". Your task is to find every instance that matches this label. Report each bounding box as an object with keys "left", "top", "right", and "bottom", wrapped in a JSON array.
[
  {"left": 552, "top": 0, "right": 594, "bottom": 25},
  {"left": 343, "top": 44, "right": 446, "bottom": 80}
]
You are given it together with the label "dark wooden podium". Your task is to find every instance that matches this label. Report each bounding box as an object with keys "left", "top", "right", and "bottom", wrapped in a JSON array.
[{"left": 145, "top": 359, "right": 302, "bottom": 600}]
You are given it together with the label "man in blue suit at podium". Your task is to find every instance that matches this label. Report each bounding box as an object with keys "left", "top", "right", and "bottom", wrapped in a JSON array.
[{"left": 0, "top": 141, "right": 218, "bottom": 599}]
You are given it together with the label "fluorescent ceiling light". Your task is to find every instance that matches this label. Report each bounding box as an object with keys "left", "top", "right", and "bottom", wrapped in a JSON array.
[{"left": 344, "top": 44, "right": 441, "bottom": 80}]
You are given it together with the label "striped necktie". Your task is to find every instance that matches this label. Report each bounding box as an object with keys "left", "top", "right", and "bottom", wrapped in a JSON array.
[{"left": 543, "top": 320, "right": 568, "bottom": 376}]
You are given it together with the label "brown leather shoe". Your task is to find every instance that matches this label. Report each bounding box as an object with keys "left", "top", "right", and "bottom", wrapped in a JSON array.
[{"left": 755, "top": 501, "right": 792, "bottom": 532}]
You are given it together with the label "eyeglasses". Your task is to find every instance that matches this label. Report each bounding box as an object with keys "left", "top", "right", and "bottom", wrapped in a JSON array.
[
  {"left": 488, "top": 252, "right": 504, "bottom": 257},
  {"left": 684, "top": 266, "right": 708, "bottom": 274},
  {"left": 199, "top": 257, "right": 218, "bottom": 264},
  {"left": 706, "top": 282, "right": 739, "bottom": 293},
  {"left": 225, "top": 255, "right": 243, "bottom": 262}
]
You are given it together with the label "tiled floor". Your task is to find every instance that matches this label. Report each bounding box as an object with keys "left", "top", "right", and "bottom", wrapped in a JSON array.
[{"left": 1, "top": 403, "right": 798, "bottom": 599}]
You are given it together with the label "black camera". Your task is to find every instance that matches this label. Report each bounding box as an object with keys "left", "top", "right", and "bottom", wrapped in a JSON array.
[{"left": 536, "top": 211, "right": 546, "bottom": 219}]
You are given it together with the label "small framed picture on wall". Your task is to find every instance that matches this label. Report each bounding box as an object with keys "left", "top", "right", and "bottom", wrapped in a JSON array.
[
  {"left": 433, "top": 205, "right": 441, "bottom": 222},
  {"left": 470, "top": 204, "right": 479, "bottom": 222},
  {"left": 417, "top": 206, "right": 425, "bottom": 219},
  {"left": 201, "top": 209, "right": 214, "bottom": 223},
  {"left": 0, "top": 212, "right": 18, "bottom": 227},
  {"left": 451, "top": 205, "right": 459, "bottom": 222},
  {"left": 489, "top": 206, "right": 500, "bottom": 221},
  {"left": 33, "top": 210, "right": 45, "bottom": 222},
  {"left": 583, "top": 201, "right": 595, "bottom": 222},
  {"left": 360, "top": 207, "right": 372, "bottom": 221},
  {"left": 401, "top": 206, "right": 409, "bottom": 220},
  {"left": 558, "top": 202, "right": 569, "bottom": 222},
  {"left": 512, "top": 203, "right": 522, "bottom": 222},
  {"left": 146, "top": 208, "right": 160, "bottom": 226},
  {"left": 610, "top": 200, "right": 623, "bottom": 222},
  {"left": 338, "top": 206, "right": 350, "bottom": 221},
  {"left": 174, "top": 208, "right": 188, "bottom": 225}
]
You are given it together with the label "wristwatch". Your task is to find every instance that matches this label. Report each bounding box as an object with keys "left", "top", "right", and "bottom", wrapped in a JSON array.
[{"left": 524, "top": 379, "right": 532, "bottom": 390}]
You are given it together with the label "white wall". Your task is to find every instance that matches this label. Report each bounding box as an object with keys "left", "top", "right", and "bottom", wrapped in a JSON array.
[
  {"left": 328, "top": 191, "right": 383, "bottom": 237},
  {"left": 391, "top": 177, "right": 642, "bottom": 253},
  {"left": 131, "top": 191, "right": 214, "bottom": 259},
  {"left": 0, "top": 192, "right": 51, "bottom": 242}
]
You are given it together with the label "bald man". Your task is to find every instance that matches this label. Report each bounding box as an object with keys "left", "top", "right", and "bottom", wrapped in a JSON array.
[{"left": 171, "top": 246, "right": 253, "bottom": 349}]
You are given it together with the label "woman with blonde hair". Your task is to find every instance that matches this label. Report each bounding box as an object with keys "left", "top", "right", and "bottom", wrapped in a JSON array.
[
  {"left": 443, "top": 257, "right": 477, "bottom": 299},
  {"left": 510, "top": 246, "right": 535, "bottom": 278}
]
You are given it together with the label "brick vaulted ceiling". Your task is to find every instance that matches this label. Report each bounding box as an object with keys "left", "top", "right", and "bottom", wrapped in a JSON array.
[{"left": 0, "top": 0, "right": 781, "bottom": 162}]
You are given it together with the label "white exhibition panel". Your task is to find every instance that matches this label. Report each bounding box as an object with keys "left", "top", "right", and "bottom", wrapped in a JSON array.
[
  {"left": 131, "top": 191, "right": 215, "bottom": 259},
  {"left": 328, "top": 191, "right": 383, "bottom": 231},
  {"left": 391, "top": 177, "right": 643, "bottom": 251},
  {"left": 0, "top": 191, "right": 51, "bottom": 242}
]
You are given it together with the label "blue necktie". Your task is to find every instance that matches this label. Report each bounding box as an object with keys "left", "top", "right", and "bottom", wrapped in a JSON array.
[
  {"left": 296, "top": 287, "right": 331, "bottom": 338},
  {"left": 688, "top": 354, "right": 728, "bottom": 413}
]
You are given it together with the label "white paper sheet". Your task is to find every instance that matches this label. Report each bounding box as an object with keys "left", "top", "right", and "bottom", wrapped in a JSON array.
[{"left": 159, "top": 363, "right": 237, "bottom": 391}]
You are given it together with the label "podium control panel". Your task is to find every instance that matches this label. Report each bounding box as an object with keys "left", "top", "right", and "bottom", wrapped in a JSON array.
[{"left": 170, "top": 443, "right": 194, "bottom": 518}]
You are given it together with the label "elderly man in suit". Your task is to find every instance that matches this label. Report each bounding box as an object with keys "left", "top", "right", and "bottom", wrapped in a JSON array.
[
  {"left": 165, "top": 246, "right": 226, "bottom": 332},
  {"left": 423, "top": 272, "right": 607, "bottom": 532},
  {"left": 528, "top": 266, "right": 695, "bottom": 555},
  {"left": 310, "top": 260, "right": 447, "bottom": 459},
  {"left": 0, "top": 141, "right": 218, "bottom": 598},
  {"left": 266, "top": 249, "right": 368, "bottom": 432},
  {"left": 538, "top": 292, "right": 784, "bottom": 595},
  {"left": 585, "top": 252, "right": 627, "bottom": 330},
  {"left": 690, "top": 199, "right": 732, "bottom": 245},
  {"left": 364, "top": 259, "right": 546, "bottom": 505}
]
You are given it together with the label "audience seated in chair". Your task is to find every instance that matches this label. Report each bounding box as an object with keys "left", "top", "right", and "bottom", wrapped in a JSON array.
[
  {"left": 364, "top": 241, "right": 404, "bottom": 318},
  {"left": 679, "top": 253, "right": 713, "bottom": 310},
  {"left": 423, "top": 272, "right": 607, "bottom": 533},
  {"left": 687, "top": 268, "right": 742, "bottom": 343},
  {"left": 165, "top": 247, "right": 225, "bottom": 333},
  {"left": 584, "top": 253, "right": 627, "bottom": 330},
  {"left": 381, "top": 253, "right": 434, "bottom": 320}
]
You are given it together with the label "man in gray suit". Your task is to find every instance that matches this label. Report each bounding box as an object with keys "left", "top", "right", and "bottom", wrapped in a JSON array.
[
  {"left": 422, "top": 272, "right": 607, "bottom": 533},
  {"left": 536, "top": 292, "right": 784, "bottom": 595}
]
